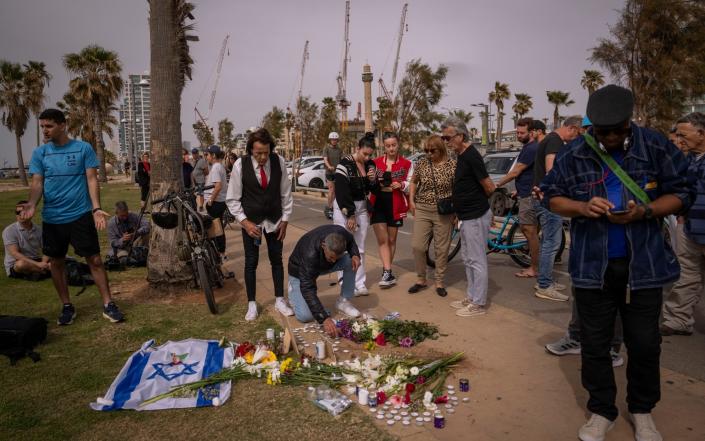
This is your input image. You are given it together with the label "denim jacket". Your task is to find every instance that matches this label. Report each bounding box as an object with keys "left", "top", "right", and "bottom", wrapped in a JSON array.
[{"left": 542, "top": 124, "right": 693, "bottom": 290}]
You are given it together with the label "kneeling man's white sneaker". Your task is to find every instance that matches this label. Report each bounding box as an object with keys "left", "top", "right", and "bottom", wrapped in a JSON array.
[
  {"left": 245, "top": 301, "right": 258, "bottom": 321},
  {"left": 629, "top": 413, "right": 662, "bottom": 441},
  {"left": 275, "top": 298, "right": 294, "bottom": 316},
  {"left": 579, "top": 413, "right": 614, "bottom": 441},
  {"left": 335, "top": 297, "right": 361, "bottom": 318}
]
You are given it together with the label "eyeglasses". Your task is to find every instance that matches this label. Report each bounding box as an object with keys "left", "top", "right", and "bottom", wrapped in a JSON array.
[
  {"left": 594, "top": 126, "right": 631, "bottom": 137},
  {"left": 441, "top": 134, "right": 459, "bottom": 142}
]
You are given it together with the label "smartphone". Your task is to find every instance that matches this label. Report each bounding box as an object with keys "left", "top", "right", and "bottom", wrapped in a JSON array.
[{"left": 609, "top": 209, "right": 630, "bottom": 215}]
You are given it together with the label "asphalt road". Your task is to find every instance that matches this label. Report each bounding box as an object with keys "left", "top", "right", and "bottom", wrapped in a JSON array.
[{"left": 290, "top": 193, "right": 705, "bottom": 382}]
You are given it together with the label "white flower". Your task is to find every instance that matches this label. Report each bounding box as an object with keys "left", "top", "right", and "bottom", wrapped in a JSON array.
[
  {"left": 232, "top": 357, "right": 247, "bottom": 367},
  {"left": 302, "top": 358, "right": 310, "bottom": 368},
  {"left": 410, "top": 367, "right": 419, "bottom": 376},
  {"left": 250, "top": 346, "right": 270, "bottom": 364},
  {"left": 212, "top": 397, "right": 221, "bottom": 406},
  {"left": 423, "top": 391, "right": 433, "bottom": 405},
  {"left": 343, "top": 373, "right": 360, "bottom": 384},
  {"left": 270, "top": 368, "right": 281, "bottom": 383},
  {"left": 352, "top": 322, "right": 362, "bottom": 333}
]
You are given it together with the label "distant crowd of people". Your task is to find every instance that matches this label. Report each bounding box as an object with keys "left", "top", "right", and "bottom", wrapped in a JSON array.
[{"left": 4, "top": 84, "right": 705, "bottom": 441}]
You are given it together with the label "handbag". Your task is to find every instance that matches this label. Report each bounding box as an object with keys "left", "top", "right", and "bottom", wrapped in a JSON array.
[{"left": 428, "top": 159, "right": 454, "bottom": 215}]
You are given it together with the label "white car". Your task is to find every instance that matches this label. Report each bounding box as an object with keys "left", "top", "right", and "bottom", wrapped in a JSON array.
[
  {"left": 296, "top": 161, "right": 327, "bottom": 188},
  {"left": 287, "top": 156, "right": 324, "bottom": 176}
]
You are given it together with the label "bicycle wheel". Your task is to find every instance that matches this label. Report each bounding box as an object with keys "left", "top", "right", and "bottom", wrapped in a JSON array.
[
  {"left": 205, "top": 240, "right": 224, "bottom": 288},
  {"left": 195, "top": 258, "right": 218, "bottom": 314},
  {"left": 507, "top": 221, "right": 531, "bottom": 268},
  {"left": 426, "top": 227, "right": 462, "bottom": 268}
]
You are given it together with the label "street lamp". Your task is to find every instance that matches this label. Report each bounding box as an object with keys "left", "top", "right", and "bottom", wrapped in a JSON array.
[{"left": 471, "top": 103, "right": 489, "bottom": 146}]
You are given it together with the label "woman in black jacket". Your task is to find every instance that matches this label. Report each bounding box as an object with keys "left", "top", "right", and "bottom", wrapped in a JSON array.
[{"left": 136, "top": 152, "right": 150, "bottom": 208}]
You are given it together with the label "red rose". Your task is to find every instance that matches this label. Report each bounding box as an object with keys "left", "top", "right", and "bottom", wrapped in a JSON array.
[
  {"left": 374, "top": 333, "right": 386, "bottom": 346},
  {"left": 235, "top": 342, "right": 254, "bottom": 358},
  {"left": 376, "top": 391, "right": 387, "bottom": 405},
  {"left": 405, "top": 383, "right": 415, "bottom": 394},
  {"left": 434, "top": 395, "right": 448, "bottom": 404},
  {"left": 403, "top": 392, "right": 411, "bottom": 404},
  {"left": 415, "top": 376, "right": 426, "bottom": 385}
]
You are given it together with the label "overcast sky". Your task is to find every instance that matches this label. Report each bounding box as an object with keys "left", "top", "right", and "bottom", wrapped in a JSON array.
[{"left": 0, "top": 0, "right": 624, "bottom": 166}]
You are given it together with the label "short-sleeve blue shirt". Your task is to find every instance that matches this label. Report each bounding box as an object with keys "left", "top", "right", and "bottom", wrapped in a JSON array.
[
  {"left": 515, "top": 141, "right": 538, "bottom": 198},
  {"left": 29, "top": 139, "right": 99, "bottom": 224}
]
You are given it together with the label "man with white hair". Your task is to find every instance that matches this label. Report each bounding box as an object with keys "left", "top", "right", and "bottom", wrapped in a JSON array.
[
  {"left": 443, "top": 116, "right": 496, "bottom": 317},
  {"left": 323, "top": 132, "right": 342, "bottom": 219}
]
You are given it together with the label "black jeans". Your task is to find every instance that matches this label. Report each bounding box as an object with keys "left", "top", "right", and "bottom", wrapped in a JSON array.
[
  {"left": 574, "top": 258, "right": 662, "bottom": 421},
  {"left": 241, "top": 227, "right": 284, "bottom": 301},
  {"left": 206, "top": 201, "right": 227, "bottom": 253}
]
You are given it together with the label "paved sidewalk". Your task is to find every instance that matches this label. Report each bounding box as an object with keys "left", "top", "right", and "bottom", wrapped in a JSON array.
[{"left": 221, "top": 214, "right": 705, "bottom": 441}]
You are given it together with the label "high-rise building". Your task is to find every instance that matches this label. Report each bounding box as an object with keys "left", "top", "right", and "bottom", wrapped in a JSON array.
[{"left": 118, "top": 74, "right": 151, "bottom": 161}]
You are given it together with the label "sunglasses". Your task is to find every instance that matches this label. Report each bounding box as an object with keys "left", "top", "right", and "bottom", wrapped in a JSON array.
[
  {"left": 441, "top": 133, "right": 460, "bottom": 142},
  {"left": 594, "top": 126, "right": 631, "bottom": 137},
  {"left": 424, "top": 148, "right": 439, "bottom": 154},
  {"left": 15, "top": 210, "right": 22, "bottom": 215}
]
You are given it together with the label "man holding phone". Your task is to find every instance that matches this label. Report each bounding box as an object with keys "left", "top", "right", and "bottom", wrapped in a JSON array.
[{"left": 542, "top": 85, "right": 691, "bottom": 441}]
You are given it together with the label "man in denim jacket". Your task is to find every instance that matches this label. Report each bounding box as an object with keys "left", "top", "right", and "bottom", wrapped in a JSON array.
[{"left": 542, "top": 85, "right": 692, "bottom": 441}]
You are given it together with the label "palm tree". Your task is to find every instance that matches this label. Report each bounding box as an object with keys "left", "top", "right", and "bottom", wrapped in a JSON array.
[
  {"left": 488, "top": 81, "right": 510, "bottom": 149},
  {"left": 63, "top": 45, "right": 123, "bottom": 182},
  {"left": 546, "top": 90, "right": 575, "bottom": 129},
  {"left": 512, "top": 93, "right": 533, "bottom": 125},
  {"left": 23, "top": 61, "right": 51, "bottom": 147},
  {"left": 581, "top": 70, "right": 605, "bottom": 95},
  {"left": 447, "top": 109, "right": 473, "bottom": 126},
  {"left": 0, "top": 61, "right": 31, "bottom": 185},
  {"left": 56, "top": 91, "right": 117, "bottom": 152},
  {"left": 148, "top": 0, "right": 198, "bottom": 285}
]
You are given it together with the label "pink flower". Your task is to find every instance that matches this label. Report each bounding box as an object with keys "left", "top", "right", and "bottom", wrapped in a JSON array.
[
  {"left": 398, "top": 337, "right": 414, "bottom": 347},
  {"left": 390, "top": 394, "right": 403, "bottom": 406},
  {"left": 415, "top": 376, "right": 426, "bottom": 385}
]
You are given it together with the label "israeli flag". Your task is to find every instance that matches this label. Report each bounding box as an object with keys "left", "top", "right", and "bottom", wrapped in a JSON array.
[{"left": 90, "top": 339, "right": 234, "bottom": 411}]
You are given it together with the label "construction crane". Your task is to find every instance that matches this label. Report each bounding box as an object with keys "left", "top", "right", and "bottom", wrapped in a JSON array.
[
  {"left": 378, "top": 3, "right": 408, "bottom": 103},
  {"left": 296, "top": 40, "right": 310, "bottom": 118},
  {"left": 194, "top": 34, "right": 230, "bottom": 133},
  {"left": 335, "top": 0, "right": 351, "bottom": 133}
]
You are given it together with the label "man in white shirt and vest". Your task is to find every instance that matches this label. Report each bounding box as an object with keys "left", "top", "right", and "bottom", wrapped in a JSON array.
[{"left": 226, "top": 128, "right": 295, "bottom": 321}]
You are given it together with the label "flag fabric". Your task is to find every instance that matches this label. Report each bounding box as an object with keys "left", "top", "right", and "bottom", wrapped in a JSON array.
[{"left": 90, "top": 338, "right": 234, "bottom": 411}]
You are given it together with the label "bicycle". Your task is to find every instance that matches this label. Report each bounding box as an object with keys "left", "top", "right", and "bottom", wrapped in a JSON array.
[
  {"left": 425, "top": 198, "right": 566, "bottom": 269},
  {"left": 151, "top": 185, "right": 224, "bottom": 314}
]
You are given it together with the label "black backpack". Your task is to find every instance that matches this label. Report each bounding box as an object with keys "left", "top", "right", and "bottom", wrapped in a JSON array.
[
  {"left": 0, "top": 315, "right": 48, "bottom": 365},
  {"left": 65, "top": 257, "right": 95, "bottom": 294}
]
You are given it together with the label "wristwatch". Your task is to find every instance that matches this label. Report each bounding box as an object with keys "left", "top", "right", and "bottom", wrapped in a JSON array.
[{"left": 643, "top": 205, "right": 654, "bottom": 220}]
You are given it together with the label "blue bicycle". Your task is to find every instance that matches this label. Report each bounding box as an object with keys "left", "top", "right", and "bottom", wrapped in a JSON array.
[{"left": 426, "top": 198, "right": 566, "bottom": 269}]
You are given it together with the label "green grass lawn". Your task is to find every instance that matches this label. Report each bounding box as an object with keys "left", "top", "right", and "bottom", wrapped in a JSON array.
[{"left": 0, "top": 182, "right": 394, "bottom": 441}]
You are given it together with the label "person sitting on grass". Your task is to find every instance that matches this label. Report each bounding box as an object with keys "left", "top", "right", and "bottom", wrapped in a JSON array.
[
  {"left": 3, "top": 200, "right": 51, "bottom": 281},
  {"left": 287, "top": 225, "right": 362, "bottom": 338},
  {"left": 107, "top": 201, "right": 150, "bottom": 264}
]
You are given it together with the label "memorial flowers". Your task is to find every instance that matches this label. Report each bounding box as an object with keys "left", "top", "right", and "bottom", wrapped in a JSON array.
[{"left": 336, "top": 318, "right": 439, "bottom": 348}]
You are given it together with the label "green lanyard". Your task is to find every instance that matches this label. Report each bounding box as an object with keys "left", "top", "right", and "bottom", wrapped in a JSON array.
[{"left": 583, "top": 133, "right": 651, "bottom": 205}]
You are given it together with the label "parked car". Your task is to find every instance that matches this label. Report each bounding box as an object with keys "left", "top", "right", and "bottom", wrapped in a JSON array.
[
  {"left": 296, "top": 161, "right": 327, "bottom": 188},
  {"left": 483, "top": 150, "right": 521, "bottom": 216},
  {"left": 287, "top": 155, "right": 324, "bottom": 177}
]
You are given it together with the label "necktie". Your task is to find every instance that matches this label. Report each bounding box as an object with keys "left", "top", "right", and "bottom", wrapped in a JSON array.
[{"left": 259, "top": 165, "right": 267, "bottom": 189}]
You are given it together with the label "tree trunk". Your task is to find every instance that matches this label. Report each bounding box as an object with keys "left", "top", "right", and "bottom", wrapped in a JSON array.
[
  {"left": 15, "top": 133, "right": 28, "bottom": 186},
  {"left": 553, "top": 106, "right": 560, "bottom": 131},
  {"left": 35, "top": 118, "right": 40, "bottom": 147},
  {"left": 496, "top": 112, "right": 503, "bottom": 150},
  {"left": 92, "top": 103, "right": 108, "bottom": 183},
  {"left": 147, "top": 0, "right": 191, "bottom": 285}
]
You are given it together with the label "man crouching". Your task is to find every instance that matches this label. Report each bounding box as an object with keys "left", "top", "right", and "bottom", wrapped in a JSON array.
[{"left": 287, "top": 225, "right": 362, "bottom": 337}]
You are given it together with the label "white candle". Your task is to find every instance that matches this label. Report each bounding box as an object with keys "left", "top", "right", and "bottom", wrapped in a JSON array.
[{"left": 358, "top": 388, "right": 369, "bottom": 405}]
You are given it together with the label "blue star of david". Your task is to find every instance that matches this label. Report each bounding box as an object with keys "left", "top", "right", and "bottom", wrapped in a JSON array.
[{"left": 147, "top": 361, "right": 200, "bottom": 381}]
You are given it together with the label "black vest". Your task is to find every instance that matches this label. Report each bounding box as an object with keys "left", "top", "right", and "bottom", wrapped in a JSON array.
[{"left": 241, "top": 154, "right": 283, "bottom": 224}]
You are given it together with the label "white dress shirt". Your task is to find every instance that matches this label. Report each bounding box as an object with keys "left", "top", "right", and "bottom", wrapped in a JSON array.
[{"left": 225, "top": 154, "right": 293, "bottom": 233}]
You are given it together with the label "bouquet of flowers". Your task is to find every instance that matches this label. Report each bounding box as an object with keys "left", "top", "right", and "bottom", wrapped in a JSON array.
[{"left": 336, "top": 317, "right": 439, "bottom": 348}]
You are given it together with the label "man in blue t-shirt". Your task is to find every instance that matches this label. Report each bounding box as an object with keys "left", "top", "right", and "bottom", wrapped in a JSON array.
[
  {"left": 496, "top": 117, "right": 540, "bottom": 277},
  {"left": 19, "top": 108, "right": 125, "bottom": 326}
]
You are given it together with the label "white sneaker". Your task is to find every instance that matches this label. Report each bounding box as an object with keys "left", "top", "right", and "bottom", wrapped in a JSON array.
[
  {"left": 335, "top": 297, "right": 361, "bottom": 318},
  {"left": 535, "top": 285, "right": 570, "bottom": 302},
  {"left": 245, "top": 301, "right": 258, "bottom": 321},
  {"left": 629, "top": 413, "right": 662, "bottom": 441},
  {"left": 455, "top": 303, "right": 486, "bottom": 317},
  {"left": 534, "top": 282, "right": 567, "bottom": 291},
  {"left": 449, "top": 298, "right": 471, "bottom": 309},
  {"left": 275, "top": 298, "right": 294, "bottom": 316},
  {"left": 354, "top": 287, "right": 369, "bottom": 297},
  {"left": 578, "top": 413, "right": 615, "bottom": 441}
]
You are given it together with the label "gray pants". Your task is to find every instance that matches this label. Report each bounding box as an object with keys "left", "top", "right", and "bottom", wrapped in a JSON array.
[
  {"left": 459, "top": 209, "right": 492, "bottom": 306},
  {"left": 663, "top": 224, "right": 704, "bottom": 333},
  {"left": 568, "top": 287, "right": 624, "bottom": 347}
]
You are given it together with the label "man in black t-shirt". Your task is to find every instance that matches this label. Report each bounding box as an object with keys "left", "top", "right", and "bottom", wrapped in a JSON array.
[
  {"left": 533, "top": 116, "right": 582, "bottom": 302},
  {"left": 443, "top": 116, "right": 496, "bottom": 318}
]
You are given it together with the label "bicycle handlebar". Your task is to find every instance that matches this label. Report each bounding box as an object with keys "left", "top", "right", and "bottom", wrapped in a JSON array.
[{"left": 151, "top": 184, "right": 215, "bottom": 205}]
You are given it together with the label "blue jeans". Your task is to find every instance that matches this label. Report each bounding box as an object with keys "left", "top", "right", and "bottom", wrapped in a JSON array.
[
  {"left": 534, "top": 201, "right": 563, "bottom": 289},
  {"left": 288, "top": 254, "right": 356, "bottom": 323}
]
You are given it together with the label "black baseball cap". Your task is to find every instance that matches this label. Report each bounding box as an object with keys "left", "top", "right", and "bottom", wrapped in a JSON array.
[{"left": 586, "top": 85, "right": 634, "bottom": 128}]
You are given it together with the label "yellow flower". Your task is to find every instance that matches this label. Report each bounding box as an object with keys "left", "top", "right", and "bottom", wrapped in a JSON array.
[
  {"left": 266, "top": 372, "right": 273, "bottom": 385},
  {"left": 261, "top": 351, "right": 277, "bottom": 364},
  {"left": 244, "top": 352, "right": 254, "bottom": 364},
  {"left": 280, "top": 357, "right": 294, "bottom": 373}
]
